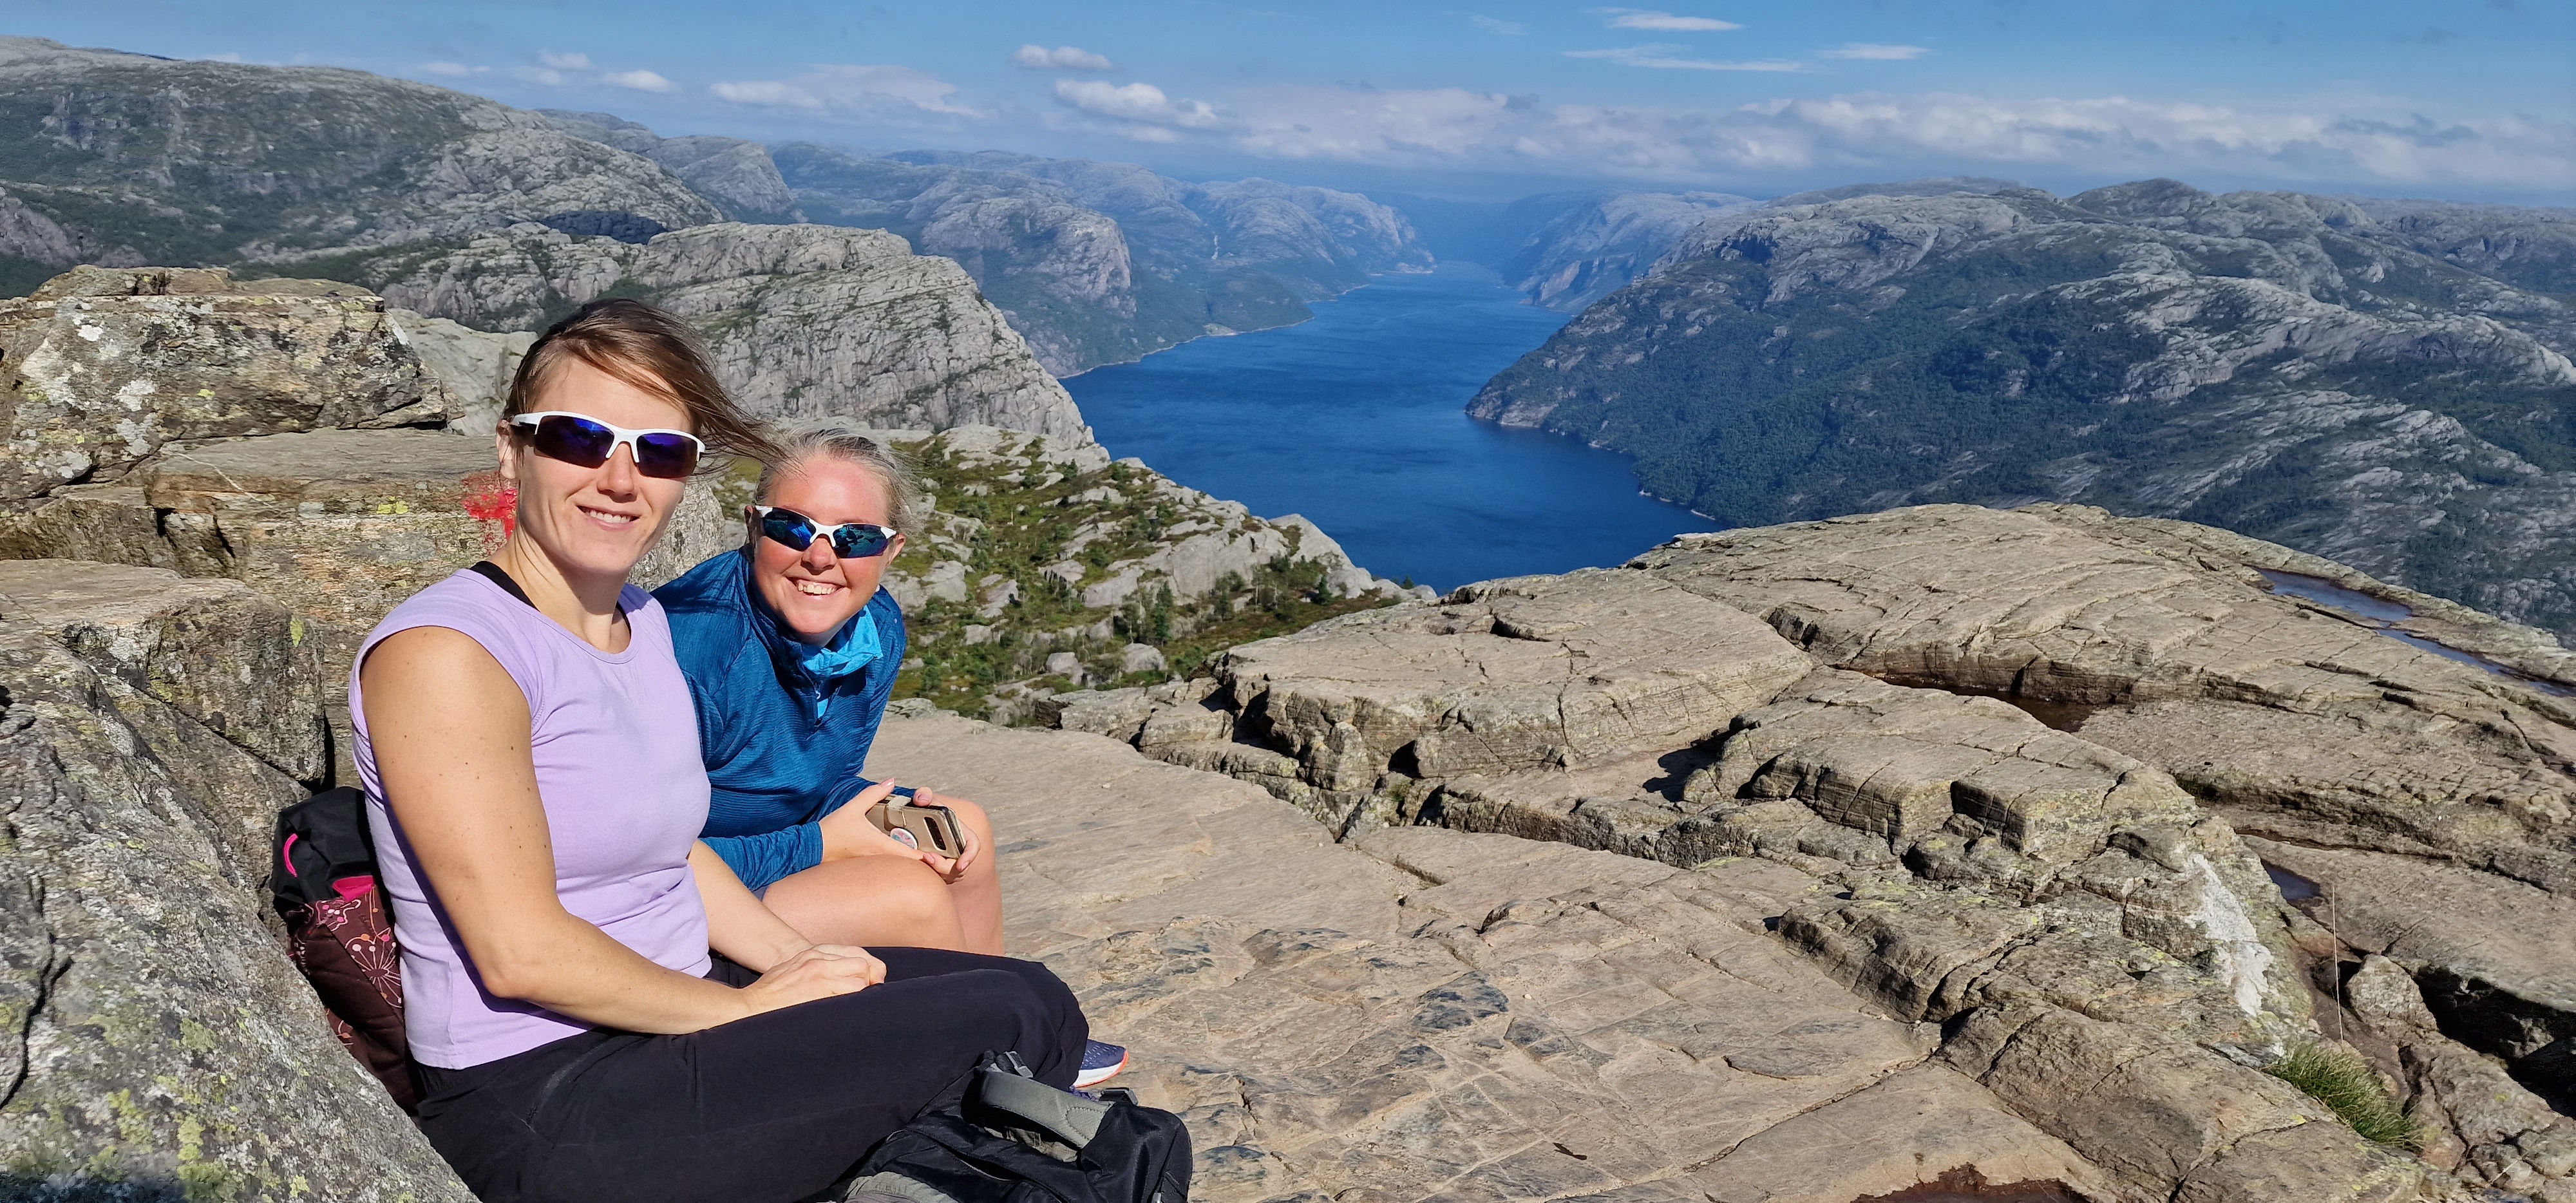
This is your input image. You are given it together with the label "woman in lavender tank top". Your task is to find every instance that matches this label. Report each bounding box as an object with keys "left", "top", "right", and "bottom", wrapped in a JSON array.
[{"left": 352, "top": 300, "right": 1086, "bottom": 1203}]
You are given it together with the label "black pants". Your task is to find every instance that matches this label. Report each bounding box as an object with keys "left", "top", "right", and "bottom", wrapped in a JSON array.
[{"left": 413, "top": 948, "right": 1086, "bottom": 1203}]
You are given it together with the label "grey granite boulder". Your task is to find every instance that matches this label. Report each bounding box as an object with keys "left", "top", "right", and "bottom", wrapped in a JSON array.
[
  {"left": 1177, "top": 569, "right": 1813, "bottom": 829},
  {"left": 0, "top": 267, "right": 455, "bottom": 499},
  {"left": 0, "top": 560, "right": 466, "bottom": 1200}
]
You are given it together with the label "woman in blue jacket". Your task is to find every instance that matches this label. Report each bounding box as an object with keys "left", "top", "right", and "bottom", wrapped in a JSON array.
[
  {"left": 654, "top": 429, "right": 992, "bottom": 949},
  {"left": 657, "top": 426, "right": 1126, "bottom": 1087}
]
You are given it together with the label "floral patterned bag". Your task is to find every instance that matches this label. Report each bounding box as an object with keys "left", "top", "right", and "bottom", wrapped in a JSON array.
[{"left": 272, "top": 787, "right": 417, "bottom": 1113}]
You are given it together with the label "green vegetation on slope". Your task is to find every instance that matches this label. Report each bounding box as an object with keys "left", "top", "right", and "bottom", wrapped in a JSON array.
[{"left": 894, "top": 436, "right": 1390, "bottom": 716}]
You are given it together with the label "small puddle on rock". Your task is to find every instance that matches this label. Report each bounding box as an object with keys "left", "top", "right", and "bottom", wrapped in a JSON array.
[
  {"left": 2255, "top": 569, "right": 2576, "bottom": 697},
  {"left": 2263, "top": 862, "right": 2322, "bottom": 904},
  {"left": 1911, "top": 682, "right": 2105, "bottom": 733},
  {"left": 1851, "top": 1166, "right": 2085, "bottom": 1203}
]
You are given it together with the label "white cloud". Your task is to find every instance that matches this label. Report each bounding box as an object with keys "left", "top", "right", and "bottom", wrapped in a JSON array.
[
  {"left": 1601, "top": 8, "right": 1742, "bottom": 32},
  {"left": 538, "top": 50, "right": 591, "bottom": 71},
  {"left": 1470, "top": 15, "right": 1528, "bottom": 35},
  {"left": 712, "top": 64, "right": 978, "bottom": 118},
  {"left": 1052, "top": 79, "right": 1233, "bottom": 137},
  {"left": 604, "top": 69, "right": 677, "bottom": 93},
  {"left": 1569, "top": 45, "right": 1803, "bottom": 71},
  {"left": 1822, "top": 44, "right": 1931, "bottom": 61},
  {"left": 1011, "top": 44, "right": 1116, "bottom": 71},
  {"left": 422, "top": 61, "right": 472, "bottom": 76},
  {"left": 1151, "top": 83, "right": 2576, "bottom": 195}
]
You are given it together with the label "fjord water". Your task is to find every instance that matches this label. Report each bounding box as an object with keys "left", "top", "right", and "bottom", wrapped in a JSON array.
[{"left": 1066, "top": 263, "right": 1718, "bottom": 591}]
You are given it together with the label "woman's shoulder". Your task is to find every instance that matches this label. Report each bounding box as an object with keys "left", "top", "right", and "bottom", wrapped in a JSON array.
[
  {"left": 368, "top": 571, "right": 526, "bottom": 648},
  {"left": 355, "top": 571, "right": 542, "bottom": 696}
]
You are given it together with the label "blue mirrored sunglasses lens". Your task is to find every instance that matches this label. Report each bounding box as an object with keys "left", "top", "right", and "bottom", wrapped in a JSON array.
[
  {"left": 761, "top": 511, "right": 818, "bottom": 550},
  {"left": 632, "top": 432, "right": 701, "bottom": 477},
  {"left": 532, "top": 415, "right": 614, "bottom": 466},
  {"left": 828, "top": 525, "right": 893, "bottom": 558}
]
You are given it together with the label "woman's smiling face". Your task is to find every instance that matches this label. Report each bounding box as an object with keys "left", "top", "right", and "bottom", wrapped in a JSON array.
[
  {"left": 751, "top": 456, "right": 906, "bottom": 643},
  {"left": 497, "top": 358, "right": 690, "bottom": 582}
]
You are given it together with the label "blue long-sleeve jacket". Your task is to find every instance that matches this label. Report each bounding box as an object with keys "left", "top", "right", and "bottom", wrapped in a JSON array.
[{"left": 653, "top": 548, "right": 908, "bottom": 892}]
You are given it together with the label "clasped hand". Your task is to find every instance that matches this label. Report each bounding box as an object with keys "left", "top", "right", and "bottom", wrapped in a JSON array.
[
  {"left": 739, "top": 943, "right": 885, "bottom": 1014},
  {"left": 815, "top": 779, "right": 983, "bottom": 883}
]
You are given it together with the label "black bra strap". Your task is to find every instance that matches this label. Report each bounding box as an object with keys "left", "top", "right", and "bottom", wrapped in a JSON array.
[{"left": 468, "top": 560, "right": 536, "bottom": 609}]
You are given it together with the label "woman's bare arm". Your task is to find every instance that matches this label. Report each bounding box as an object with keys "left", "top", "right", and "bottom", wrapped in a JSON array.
[
  {"left": 363, "top": 626, "right": 880, "bottom": 1033},
  {"left": 688, "top": 842, "right": 815, "bottom": 973}
]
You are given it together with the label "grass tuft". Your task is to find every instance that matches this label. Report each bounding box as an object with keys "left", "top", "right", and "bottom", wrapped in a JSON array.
[{"left": 2265, "top": 1042, "right": 2421, "bottom": 1150}]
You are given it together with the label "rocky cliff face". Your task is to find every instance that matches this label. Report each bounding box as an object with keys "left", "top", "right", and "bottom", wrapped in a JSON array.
[
  {"left": 1471, "top": 179, "right": 2576, "bottom": 642},
  {"left": 296, "top": 221, "right": 1090, "bottom": 440},
  {"left": 773, "top": 144, "right": 1431, "bottom": 375},
  {"left": 536, "top": 109, "right": 804, "bottom": 225},
  {"left": 0, "top": 37, "right": 717, "bottom": 283},
  {"left": 1049, "top": 501, "right": 2576, "bottom": 1200}
]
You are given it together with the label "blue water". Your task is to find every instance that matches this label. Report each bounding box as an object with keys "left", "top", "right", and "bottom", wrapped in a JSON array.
[{"left": 1066, "top": 263, "right": 1719, "bottom": 591}]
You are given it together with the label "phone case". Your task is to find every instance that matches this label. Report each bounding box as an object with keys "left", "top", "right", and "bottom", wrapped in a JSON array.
[{"left": 866, "top": 800, "right": 965, "bottom": 857}]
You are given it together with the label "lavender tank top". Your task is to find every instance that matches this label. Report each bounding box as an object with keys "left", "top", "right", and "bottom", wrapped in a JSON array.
[{"left": 349, "top": 570, "right": 713, "bottom": 1069}]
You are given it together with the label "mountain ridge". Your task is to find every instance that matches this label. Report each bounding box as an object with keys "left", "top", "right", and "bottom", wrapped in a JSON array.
[{"left": 1468, "top": 178, "right": 2576, "bottom": 639}]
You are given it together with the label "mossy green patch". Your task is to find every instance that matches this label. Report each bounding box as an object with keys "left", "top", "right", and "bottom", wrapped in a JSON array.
[{"left": 2264, "top": 1042, "right": 2421, "bottom": 1150}]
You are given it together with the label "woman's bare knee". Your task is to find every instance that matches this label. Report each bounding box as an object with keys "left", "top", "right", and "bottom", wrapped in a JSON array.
[{"left": 766, "top": 857, "right": 966, "bottom": 949}]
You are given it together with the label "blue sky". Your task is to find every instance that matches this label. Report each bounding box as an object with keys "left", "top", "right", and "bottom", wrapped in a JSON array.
[{"left": 19, "top": 1, "right": 2576, "bottom": 201}]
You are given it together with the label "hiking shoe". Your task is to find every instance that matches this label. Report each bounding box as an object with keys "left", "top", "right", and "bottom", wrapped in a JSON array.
[{"left": 1073, "top": 1039, "right": 1129, "bottom": 1089}]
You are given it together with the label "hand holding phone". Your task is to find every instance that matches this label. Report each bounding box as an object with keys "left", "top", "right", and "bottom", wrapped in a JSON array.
[{"left": 865, "top": 790, "right": 967, "bottom": 859}]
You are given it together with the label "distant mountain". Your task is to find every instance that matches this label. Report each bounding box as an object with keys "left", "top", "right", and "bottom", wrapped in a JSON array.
[
  {"left": 1388, "top": 184, "right": 2020, "bottom": 314},
  {"left": 0, "top": 37, "right": 715, "bottom": 292},
  {"left": 772, "top": 145, "right": 1431, "bottom": 374},
  {"left": 1497, "top": 191, "right": 1760, "bottom": 311},
  {"left": 535, "top": 110, "right": 804, "bottom": 225},
  {"left": 1470, "top": 180, "right": 2576, "bottom": 639},
  {"left": 0, "top": 38, "right": 1432, "bottom": 379}
]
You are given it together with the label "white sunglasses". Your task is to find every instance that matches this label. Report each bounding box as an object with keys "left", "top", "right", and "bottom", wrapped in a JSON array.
[
  {"left": 509, "top": 411, "right": 705, "bottom": 478},
  {"left": 753, "top": 506, "right": 901, "bottom": 558}
]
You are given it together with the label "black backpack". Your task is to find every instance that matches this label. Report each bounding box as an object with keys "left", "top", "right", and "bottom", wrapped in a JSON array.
[
  {"left": 843, "top": 1052, "right": 1191, "bottom": 1203},
  {"left": 272, "top": 786, "right": 417, "bottom": 1112}
]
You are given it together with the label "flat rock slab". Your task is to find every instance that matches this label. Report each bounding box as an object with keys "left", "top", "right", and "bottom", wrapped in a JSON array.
[
  {"left": 865, "top": 712, "right": 2114, "bottom": 1203},
  {"left": 145, "top": 427, "right": 506, "bottom": 509},
  {"left": 0, "top": 558, "right": 325, "bottom": 793},
  {"left": 1636, "top": 505, "right": 2552, "bottom": 713},
  {"left": 1189, "top": 569, "right": 1814, "bottom": 824},
  {"left": 1638, "top": 503, "right": 2576, "bottom": 893}
]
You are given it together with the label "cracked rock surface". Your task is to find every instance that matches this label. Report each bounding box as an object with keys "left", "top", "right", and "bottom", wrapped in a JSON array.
[
  {"left": 867, "top": 712, "right": 2141, "bottom": 1203},
  {"left": 1046, "top": 500, "right": 2576, "bottom": 1198}
]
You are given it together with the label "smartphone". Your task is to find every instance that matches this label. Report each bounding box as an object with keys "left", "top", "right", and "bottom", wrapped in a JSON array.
[{"left": 866, "top": 792, "right": 965, "bottom": 857}]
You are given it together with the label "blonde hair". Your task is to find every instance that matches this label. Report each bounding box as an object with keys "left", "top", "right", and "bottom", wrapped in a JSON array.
[{"left": 753, "top": 426, "right": 919, "bottom": 533}]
